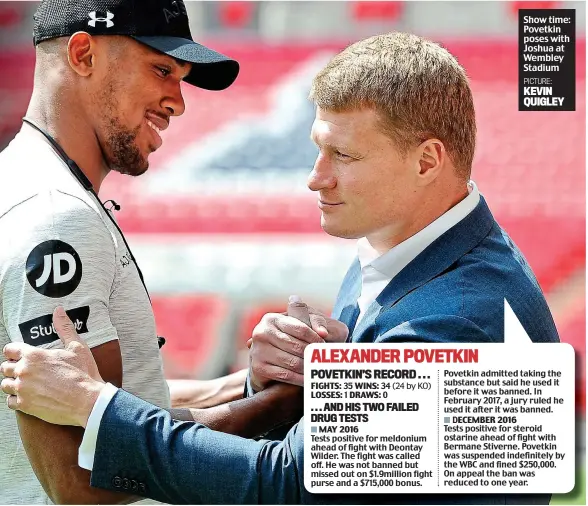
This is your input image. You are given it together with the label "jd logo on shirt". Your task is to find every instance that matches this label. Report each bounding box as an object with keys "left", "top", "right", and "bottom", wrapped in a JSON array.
[
  {"left": 26, "top": 240, "right": 83, "bottom": 298},
  {"left": 19, "top": 306, "right": 90, "bottom": 346}
]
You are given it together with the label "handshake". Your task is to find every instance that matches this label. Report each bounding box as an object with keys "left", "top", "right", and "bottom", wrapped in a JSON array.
[{"left": 248, "top": 295, "right": 349, "bottom": 392}]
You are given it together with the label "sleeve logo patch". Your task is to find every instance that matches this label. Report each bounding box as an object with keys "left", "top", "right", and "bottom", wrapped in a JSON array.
[
  {"left": 19, "top": 306, "right": 90, "bottom": 346},
  {"left": 26, "top": 240, "right": 83, "bottom": 298}
]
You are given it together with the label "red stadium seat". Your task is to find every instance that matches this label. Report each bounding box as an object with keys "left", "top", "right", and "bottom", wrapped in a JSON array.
[
  {"left": 219, "top": 2, "right": 254, "bottom": 28},
  {"left": 351, "top": 1, "right": 403, "bottom": 21},
  {"left": 557, "top": 310, "right": 586, "bottom": 411},
  {"left": 0, "top": 5, "right": 22, "bottom": 27},
  {"left": 117, "top": 194, "right": 323, "bottom": 234},
  {"left": 229, "top": 302, "right": 286, "bottom": 372},
  {"left": 152, "top": 295, "right": 230, "bottom": 378},
  {"left": 0, "top": 50, "right": 35, "bottom": 146},
  {"left": 231, "top": 301, "right": 332, "bottom": 372},
  {"left": 498, "top": 217, "right": 585, "bottom": 294},
  {"left": 238, "top": 303, "right": 287, "bottom": 345},
  {"left": 509, "top": 1, "right": 561, "bottom": 17}
]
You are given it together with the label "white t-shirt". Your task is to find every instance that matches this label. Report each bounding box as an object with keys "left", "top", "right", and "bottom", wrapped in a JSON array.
[{"left": 0, "top": 124, "right": 170, "bottom": 504}]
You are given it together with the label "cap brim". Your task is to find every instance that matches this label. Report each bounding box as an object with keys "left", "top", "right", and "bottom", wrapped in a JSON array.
[{"left": 132, "top": 36, "right": 239, "bottom": 91}]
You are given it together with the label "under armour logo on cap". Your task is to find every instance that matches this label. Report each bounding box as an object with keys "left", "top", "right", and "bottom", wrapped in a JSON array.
[{"left": 88, "top": 11, "right": 115, "bottom": 28}]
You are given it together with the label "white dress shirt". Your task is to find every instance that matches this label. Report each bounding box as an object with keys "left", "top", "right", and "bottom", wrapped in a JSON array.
[
  {"left": 79, "top": 181, "right": 480, "bottom": 469},
  {"left": 78, "top": 382, "right": 118, "bottom": 470},
  {"left": 355, "top": 180, "right": 479, "bottom": 325}
]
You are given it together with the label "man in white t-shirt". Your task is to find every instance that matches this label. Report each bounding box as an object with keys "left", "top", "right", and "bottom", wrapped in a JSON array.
[
  {"left": 0, "top": 0, "right": 310, "bottom": 503},
  {"left": 0, "top": 116, "right": 173, "bottom": 505}
]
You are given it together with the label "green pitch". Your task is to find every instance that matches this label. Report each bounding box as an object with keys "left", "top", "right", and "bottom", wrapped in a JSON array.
[{"left": 551, "top": 465, "right": 586, "bottom": 505}]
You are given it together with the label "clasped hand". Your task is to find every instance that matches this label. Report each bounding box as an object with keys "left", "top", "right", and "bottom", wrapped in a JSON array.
[
  {"left": 248, "top": 306, "right": 348, "bottom": 391},
  {"left": 1, "top": 306, "right": 104, "bottom": 427}
]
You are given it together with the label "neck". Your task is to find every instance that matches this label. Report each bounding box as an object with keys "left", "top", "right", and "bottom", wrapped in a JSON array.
[
  {"left": 366, "top": 183, "right": 470, "bottom": 255},
  {"left": 25, "top": 86, "right": 109, "bottom": 193}
]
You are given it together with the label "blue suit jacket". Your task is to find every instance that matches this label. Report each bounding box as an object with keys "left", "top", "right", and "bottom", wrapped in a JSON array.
[{"left": 90, "top": 197, "right": 559, "bottom": 504}]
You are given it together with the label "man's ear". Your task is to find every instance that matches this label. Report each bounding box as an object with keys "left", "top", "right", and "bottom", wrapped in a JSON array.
[
  {"left": 67, "top": 32, "right": 96, "bottom": 77},
  {"left": 415, "top": 138, "right": 445, "bottom": 187}
]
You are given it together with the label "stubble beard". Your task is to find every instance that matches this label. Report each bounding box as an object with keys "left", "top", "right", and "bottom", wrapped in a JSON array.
[
  {"left": 98, "top": 81, "right": 148, "bottom": 177},
  {"left": 104, "top": 116, "right": 147, "bottom": 177}
]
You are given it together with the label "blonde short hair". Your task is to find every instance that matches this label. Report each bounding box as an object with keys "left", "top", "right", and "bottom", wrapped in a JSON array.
[{"left": 309, "top": 32, "right": 476, "bottom": 179}]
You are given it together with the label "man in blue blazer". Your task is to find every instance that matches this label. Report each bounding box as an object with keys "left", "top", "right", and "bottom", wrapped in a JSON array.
[{"left": 2, "top": 32, "right": 559, "bottom": 504}]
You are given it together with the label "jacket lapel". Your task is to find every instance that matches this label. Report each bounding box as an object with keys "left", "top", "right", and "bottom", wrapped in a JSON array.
[
  {"left": 331, "top": 258, "right": 361, "bottom": 336},
  {"left": 350, "top": 300, "right": 381, "bottom": 341},
  {"left": 375, "top": 196, "right": 496, "bottom": 309},
  {"left": 332, "top": 197, "right": 496, "bottom": 341}
]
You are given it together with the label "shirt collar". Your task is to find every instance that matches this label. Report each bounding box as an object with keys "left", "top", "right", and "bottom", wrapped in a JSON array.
[{"left": 357, "top": 181, "right": 480, "bottom": 279}]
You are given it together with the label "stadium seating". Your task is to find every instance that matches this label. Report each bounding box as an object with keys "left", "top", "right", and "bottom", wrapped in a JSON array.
[
  {"left": 229, "top": 302, "right": 290, "bottom": 372},
  {"left": 230, "top": 300, "right": 333, "bottom": 372},
  {"left": 556, "top": 309, "right": 586, "bottom": 411},
  {"left": 152, "top": 295, "right": 231, "bottom": 379},
  {"left": 117, "top": 40, "right": 585, "bottom": 380},
  {"left": 508, "top": 1, "right": 561, "bottom": 17},
  {"left": 0, "top": 50, "right": 34, "bottom": 146},
  {"left": 351, "top": 1, "right": 404, "bottom": 22},
  {"left": 219, "top": 1, "right": 255, "bottom": 28},
  {"left": 1, "top": 36, "right": 585, "bottom": 380},
  {"left": 0, "top": 4, "right": 22, "bottom": 28},
  {"left": 498, "top": 217, "right": 586, "bottom": 293}
]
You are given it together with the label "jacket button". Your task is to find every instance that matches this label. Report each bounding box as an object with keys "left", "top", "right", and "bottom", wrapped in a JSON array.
[
  {"left": 122, "top": 478, "right": 130, "bottom": 490},
  {"left": 112, "top": 476, "right": 122, "bottom": 488}
]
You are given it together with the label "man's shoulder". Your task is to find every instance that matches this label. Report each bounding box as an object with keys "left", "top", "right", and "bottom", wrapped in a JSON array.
[
  {"left": 460, "top": 223, "right": 559, "bottom": 342},
  {"left": 0, "top": 132, "right": 94, "bottom": 221},
  {"left": 0, "top": 188, "right": 105, "bottom": 228},
  {"left": 453, "top": 222, "right": 549, "bottom": 308},
  {"left": 0, "top": 189, "right": 113, "bottom": 265},
  {"left": 373, "top": 223, "right": 559, "bottom": 344},
  {"left": 415, "top": 220, "right": 543, "bottom": 299}
]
